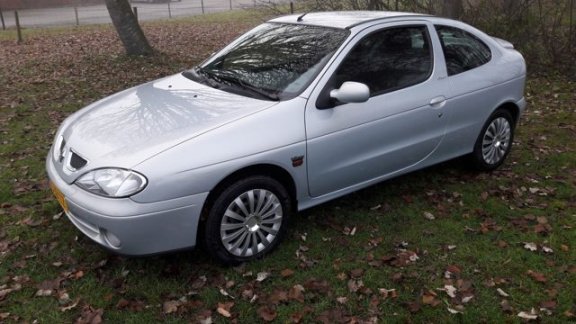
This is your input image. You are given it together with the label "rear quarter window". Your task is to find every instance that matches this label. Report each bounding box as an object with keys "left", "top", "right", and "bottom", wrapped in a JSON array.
[{"left": 435, "top": 25, "right": 491, "bottom": 76}]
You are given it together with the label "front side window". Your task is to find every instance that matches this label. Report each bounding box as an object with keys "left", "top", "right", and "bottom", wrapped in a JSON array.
[
  {"left": 436, "top": 25, "right": 491, "bottom": 76},
  {"left": 332, "top": 25, "right": 433, "bottom": 96},
  {"left": 184, "top": 23, "right": 349, "bottom": 101}
]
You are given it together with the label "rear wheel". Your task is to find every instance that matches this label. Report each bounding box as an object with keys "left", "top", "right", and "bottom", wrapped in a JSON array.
[
  {"left": 471, "top": 109, "right": 514, "bottom": 171},
  {"left": 203, "top": 176, "right": 291, "bottom": 265}
]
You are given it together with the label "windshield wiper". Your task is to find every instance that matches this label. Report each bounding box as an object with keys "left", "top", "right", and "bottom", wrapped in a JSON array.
[
  {"left": 197, "top": 68, "right": 279, "bottom": 101},
  {"left": 182, "top": 68, "right": 221, "bottom": 89}
]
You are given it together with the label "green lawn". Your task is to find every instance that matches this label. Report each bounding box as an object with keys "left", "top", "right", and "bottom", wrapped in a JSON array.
[{"left": 0, "top": 11, "right": 575, "bottom": 323}]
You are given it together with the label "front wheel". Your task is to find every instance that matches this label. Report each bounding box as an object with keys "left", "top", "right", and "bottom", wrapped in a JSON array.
[
  {"left": 203, "top": 176, "right": 291, "bottom": 265},
  {"left": 470, "top": 109, "right": 515, "bottom": 171}
]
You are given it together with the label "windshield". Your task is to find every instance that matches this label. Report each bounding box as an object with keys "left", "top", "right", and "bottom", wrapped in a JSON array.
[{"left": 184, "top": 23, "right": 349, "bottom": 101}]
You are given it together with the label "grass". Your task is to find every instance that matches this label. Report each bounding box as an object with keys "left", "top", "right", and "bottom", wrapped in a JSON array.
[{"left": 1, "top": 10, "right": 575, "bottom": 323}]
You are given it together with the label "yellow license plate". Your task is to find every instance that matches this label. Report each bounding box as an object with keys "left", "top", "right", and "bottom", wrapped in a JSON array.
[{"left": 49, "top": 181, "right": 69, "bottom": 213}]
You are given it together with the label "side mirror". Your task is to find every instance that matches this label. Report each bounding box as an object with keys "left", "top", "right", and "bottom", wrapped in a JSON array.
[{"left": 329, "top": 82, "right": 370, "bottom": 104}]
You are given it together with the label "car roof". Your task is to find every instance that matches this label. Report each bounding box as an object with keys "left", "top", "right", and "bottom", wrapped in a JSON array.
[{"left": 269, "top": 11, "right": 430, "bottom": 29}]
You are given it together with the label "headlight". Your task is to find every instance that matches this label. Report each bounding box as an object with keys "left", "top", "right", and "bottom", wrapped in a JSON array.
[{"left": 75, "top": 168, "right": 147, "bottom": 198}]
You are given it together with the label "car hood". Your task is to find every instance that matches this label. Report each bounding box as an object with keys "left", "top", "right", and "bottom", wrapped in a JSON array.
[{"left": 59, "top": 73, "right": 277, "bottom": 174}]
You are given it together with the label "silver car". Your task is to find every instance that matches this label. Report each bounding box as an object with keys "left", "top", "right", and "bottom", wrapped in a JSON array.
[{"left": 47, "top": 11, "right": 526, "bottom": 264}]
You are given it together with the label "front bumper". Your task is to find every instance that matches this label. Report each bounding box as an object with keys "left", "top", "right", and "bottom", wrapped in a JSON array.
[{"left": 46, "top": 154, "right": 209, "bottom": 256}]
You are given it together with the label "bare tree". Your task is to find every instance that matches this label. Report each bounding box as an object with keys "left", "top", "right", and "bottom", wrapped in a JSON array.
[
  {"left": 105, "top": 0, "right": 153, "bottom": 56},
  {"left": 441, "top": 0, "right": 462, "bottom": 18}
]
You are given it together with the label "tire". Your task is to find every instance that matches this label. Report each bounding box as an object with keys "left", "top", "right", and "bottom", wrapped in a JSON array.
[
  {"left": 470, "top": 109, "right": 515, "bottom": 171},
  {"left": 203, "top": 176, "right": 292, "bottom": 265}
]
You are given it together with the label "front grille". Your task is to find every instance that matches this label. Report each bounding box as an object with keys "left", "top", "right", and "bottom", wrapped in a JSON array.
[{"left": 69, "top": 151, "right": 87, "bottom": 170}]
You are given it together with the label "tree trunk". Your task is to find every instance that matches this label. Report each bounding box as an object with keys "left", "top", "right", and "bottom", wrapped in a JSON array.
[
  {"left": 105, "top": 0, "right": 153, "bottom": 56},
  {"left": 442, "top": 0, "right": 463, "bottom": 18}
]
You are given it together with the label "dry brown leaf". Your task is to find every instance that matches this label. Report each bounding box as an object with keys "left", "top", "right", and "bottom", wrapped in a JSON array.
[
  {"left": 527, "top": 270, "right": 547, "bottom": 283},
  {"left": 540, "top": 300, "right": 557, "bottom": 310},
  {"left": 350, "top": 268, "right": 364, "bottom": 278},
  {"left": 336, "top": 296, "right": 348, "bottom": 304},
  {"left": 269, "top": 289, "right": 288, "bottom": 304},
  {"left": 190, "top": 275, "right": 207, "bottom": 290},
  {"left": 75, "top": 305, "right": 104, "bottom": 324},
  {"left": 347, "top": 279, "right": 364, "bottom": 293},
  {"left": 162, "top": 300, "right": 181, "bottom": 314},
  {"left": 280, "top": 268, "right": 294, "bottom": 278},
  {"left": 288, "top": 284, "right": 305, "bottom": 303},
  {"left": 257, "top": 305, "right": 277, "bottom": 322},
  {"left": 216, "top": 302, "right": 234, "bottom": 318}
]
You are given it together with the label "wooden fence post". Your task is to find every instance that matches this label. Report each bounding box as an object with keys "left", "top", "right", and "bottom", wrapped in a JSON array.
[
  {"left": 570, "top": 0, "right": 574, "bottom": 54},
  {"left": 74, "top": 7, "right": 79, "bottom": 25},
  {"left": 229, "top": 0, "right": 232, "bottom": 10},
  {"left": 201, "top": 0, "right": 205, "bottom": 14},
  {"left": 168, "top": 1, "right": 172, "bottom": 18},
  {"left": 290, "top": 1, "right": 294, "bottom": 13},
  {"left": 133, "top": 6, "right": 138, "bottom": 21},
  {"left": 0, "top": 8, "right": 5, "bottom": 30},
  {"left": 15, "top": 11, "right": 22, "bottom": 43}
]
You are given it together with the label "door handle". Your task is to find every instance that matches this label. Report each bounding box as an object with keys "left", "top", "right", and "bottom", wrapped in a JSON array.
[{"left": 429, "top": 96, "right": 446, "bottom": 106}]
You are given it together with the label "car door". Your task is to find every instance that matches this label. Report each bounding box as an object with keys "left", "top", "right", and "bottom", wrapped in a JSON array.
[{"left": 305, "top": 21, "right": 452, "bottom": 197}]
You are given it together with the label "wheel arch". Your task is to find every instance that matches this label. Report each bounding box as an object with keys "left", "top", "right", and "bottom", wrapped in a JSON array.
[
  {"left": 494, "top": 101, "right": 520, "bottom": 125},
  {"left": 201, "top": 164, "right": 298, "bottom": 219}
]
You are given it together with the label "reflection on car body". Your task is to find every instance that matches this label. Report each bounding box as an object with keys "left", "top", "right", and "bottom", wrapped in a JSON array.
[{"left": 47, "top": 11, "right": 526, "bottom": 264}]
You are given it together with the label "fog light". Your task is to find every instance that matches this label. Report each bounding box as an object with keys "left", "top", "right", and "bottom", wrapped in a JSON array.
[{"left": 103, "top": 230, "right": 121, "bottom": 248}]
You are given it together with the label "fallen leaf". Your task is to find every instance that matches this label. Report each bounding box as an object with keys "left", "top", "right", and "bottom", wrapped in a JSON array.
[
  {"left": 542, "top": 246, "right": 553, "bottom": 253},
  {"left": 269, "top": 289, "right": 288, "bottom": 304},
  {"left": 347, "top": 279, "right": 364, "bottom": 293},
  {"left": 199, "top": 315, "right": 213, "bottom": 324},
  {"left": 501, "top": 299, "right": 513, "bottom": 313},
  {"left": 497, "top": 288, "right": 510, "bottom": 297},
  {"left": 527, "top": 270, "right": 547, "bottom": 283},
  {"left": 288, "top": 284, "right": 305, "bottom": 303},
  {"left": 336, "top": 296, "right": 348, "bottom": 304},
  {"left": 257, "top": 305, "right": 277, "bottom": 322},
  {"left": 216, "top": 302, "right": 234, "bottom": 318},
  {"left": 447, "top": 306, "right": 463, "bottom": 314},
  {"left": 219, "top": 288, "right": 234, "bottom": 299},
  {"left": 462, "top": 295, "right": 474, "bottom": 304},
  {"left": 439, "top": 285, "right": 457, "bottom": 298},
  {"left": 350, "top": 268, "right": 364, "bottom": 278},
  {"left": 422, "top": 293, "right": 439, "bottom": 306},
  {"left": 517, "top": 310, "right": 538, "bottom": 320},
  {"left": 280, "top": 269, "right": 294, "bottom": 278},
  {"left": 0, "top": 288, "right": 14, "bottom": 299},
  {"left": 163, "top": 300, "right": 181, "bottom": 314},
  {"left": 191, "top": 275, "right": 207, "bottom": 290},
  {"left": 407, "top": 301, "right": 421, "bottom": 313},
  {"left": 424, "top": 211, "right": 435, "bottom": 220},
  {"left": 540, "top": 300, "right": 557, "bottom": 310},
  {"left": 256, "top": 272, "right": 270, "bottom": 282},
  {"left": 76, "top": 306, "right": 104, "bottom": 324},
  {"left": 60, "top": 299, "right": 80, "bottom": 312},
  {"left": 523, "top": 242, "right": 538, "bottom": 251},
  {"left": 35, "top": 289, "right": 53, "bottom": 297}
]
